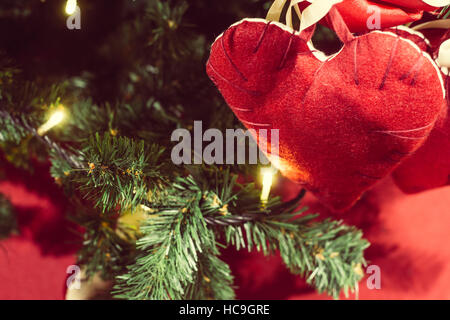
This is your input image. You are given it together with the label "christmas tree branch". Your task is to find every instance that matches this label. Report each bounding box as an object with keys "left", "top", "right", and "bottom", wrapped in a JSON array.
[
  {"left": 113, "top": 187, "right": 220, "bottom": 300},
  {"left": 69, "top": 206, "right": 136, "bottom": 279},
  {"left": 114, "top": 171, "right": 369, "bottom": 299},
  {"left": 183, "top": 252, "right": 235, "bottom": 300},
  {"left": 0, "top": 108, "right": 84, "bottom": 169}
]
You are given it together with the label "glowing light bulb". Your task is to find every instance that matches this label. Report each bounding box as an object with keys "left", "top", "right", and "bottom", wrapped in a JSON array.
[
  {"left": 260, "top": 167, "right": 276, "bottom": 203},
  {"left": 65, "top": 0, "right": 77, "bottom": 15},
  {"left": 37, "top": 107, "right": 66, "bottom": 136}
]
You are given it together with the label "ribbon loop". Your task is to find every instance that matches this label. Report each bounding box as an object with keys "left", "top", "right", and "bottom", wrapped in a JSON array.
[
  {"left": 413, "top": 19, "right": 450, "bottom": 31},
  {"left": 266, "top": 0, "right": 289, "bottom": 22},
  {"left": 266, "top": 0, "right": 345, "bottom": 40},
  {"left": 299, "top": 0, "right": 342, "bottom": 32}
]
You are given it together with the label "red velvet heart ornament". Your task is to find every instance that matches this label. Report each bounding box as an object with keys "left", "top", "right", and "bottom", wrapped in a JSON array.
[
  {"left": 206, "top": 7, "right": 446, "bottom": 211},
  {"left": 392, "top": 27, "right": 450, "bottom": 193}
]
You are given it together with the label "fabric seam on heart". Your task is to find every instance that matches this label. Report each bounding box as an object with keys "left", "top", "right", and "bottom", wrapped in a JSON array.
[
  {"left": 300, "top": 30, "right": 446, "bottom": 133},
  {"left": 390, "top": 26, "right": 449, "bottom": 76},
  {"left": 394, "top": 25, "right": 431, "bottom": 47},
  {"left": 210, "top": 18, "right": 446, "bottom": 106},
  {"left": 213, "top": 18, "right": 292, "bottom": 43},
  {"left": 372, "top": 30, "right": 446, "bottom": 99},
  {"left": 212, "top": 18, "right": 342, "bottom": 63}
]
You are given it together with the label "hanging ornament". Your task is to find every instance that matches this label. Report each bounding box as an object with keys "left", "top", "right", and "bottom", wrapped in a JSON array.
[
  {"left": 392, "top": 21, "right": 450, "bottom": 193},
  {"left": 206, "top": 2, "right": 446, "bottom": 211}
]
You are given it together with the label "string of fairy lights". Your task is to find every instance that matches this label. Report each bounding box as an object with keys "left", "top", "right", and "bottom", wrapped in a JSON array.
[
  {"left": 37, "top": 0, "right": 278, "bottom": 202},
  {"left": 65, "top": 0, "right": 77, "bottom": 15},
  {"left": 37, "top": 104, "right": 277, "bottom": 202}
]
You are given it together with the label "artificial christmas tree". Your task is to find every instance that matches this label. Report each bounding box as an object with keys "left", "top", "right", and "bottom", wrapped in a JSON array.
[{"left": 0, "top": 0, "right": 449, "bottom": 301}]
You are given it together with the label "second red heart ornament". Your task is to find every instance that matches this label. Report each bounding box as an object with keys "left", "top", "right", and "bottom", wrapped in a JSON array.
[{"left": 392, "top": 25, "right": 450, "bottom": 193}]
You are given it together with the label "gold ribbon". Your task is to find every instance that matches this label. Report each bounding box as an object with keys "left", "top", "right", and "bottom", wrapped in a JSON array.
[
  {"left": 412, "top": 19, "right": 450, "bottom": 30},
  {"left": 266, "top": 0, "right": 289, "bottom": 22},
  {"left": 266, "top": 0, "right": 343, "bottom": 31}
]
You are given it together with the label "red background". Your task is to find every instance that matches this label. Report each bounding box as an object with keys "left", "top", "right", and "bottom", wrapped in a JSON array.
[{"left": 1, "top": 159, "right": 450, "bottom": 300}]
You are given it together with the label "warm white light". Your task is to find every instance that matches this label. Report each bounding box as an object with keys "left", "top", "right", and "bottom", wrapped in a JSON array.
[
  {"left": 38, "top": 108, "right": 66, "bottom": 136},
  {"left": 65, "top": 0, "right": 77, "bottom": 15},
  {"left": 260, "top": 167, "right": 275, "bottom": 203}
]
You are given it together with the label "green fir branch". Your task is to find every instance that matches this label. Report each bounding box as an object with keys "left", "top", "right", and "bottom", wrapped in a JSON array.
[
  {"left": 70, "top": 208, "right": 136, "bottom": 280},
  {"left": 113, "top": 185, "right": 219, "bottom": 299},
  {"left": 74, "top": 132, "right": 170, "bottom": 213},
  {"left": 0, "top": 110, "right": 29, "bottom": 144},
  {"left": 184, "top": 253, "right": 235, "bottom": 300},
  {"left": 114, "top": 170, "right": 369, "bottom": 300},
  {"left": 225, "top": 214, "right": 368, "bottom": 298}
]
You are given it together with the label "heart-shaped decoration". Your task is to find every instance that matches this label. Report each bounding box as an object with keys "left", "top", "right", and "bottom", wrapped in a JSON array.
[
  {"left": 206, "top": 7, "right": 446, "bottom": 211},
  {"left": 392, "top": 26, "right": 450, "bottom": 193}
]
